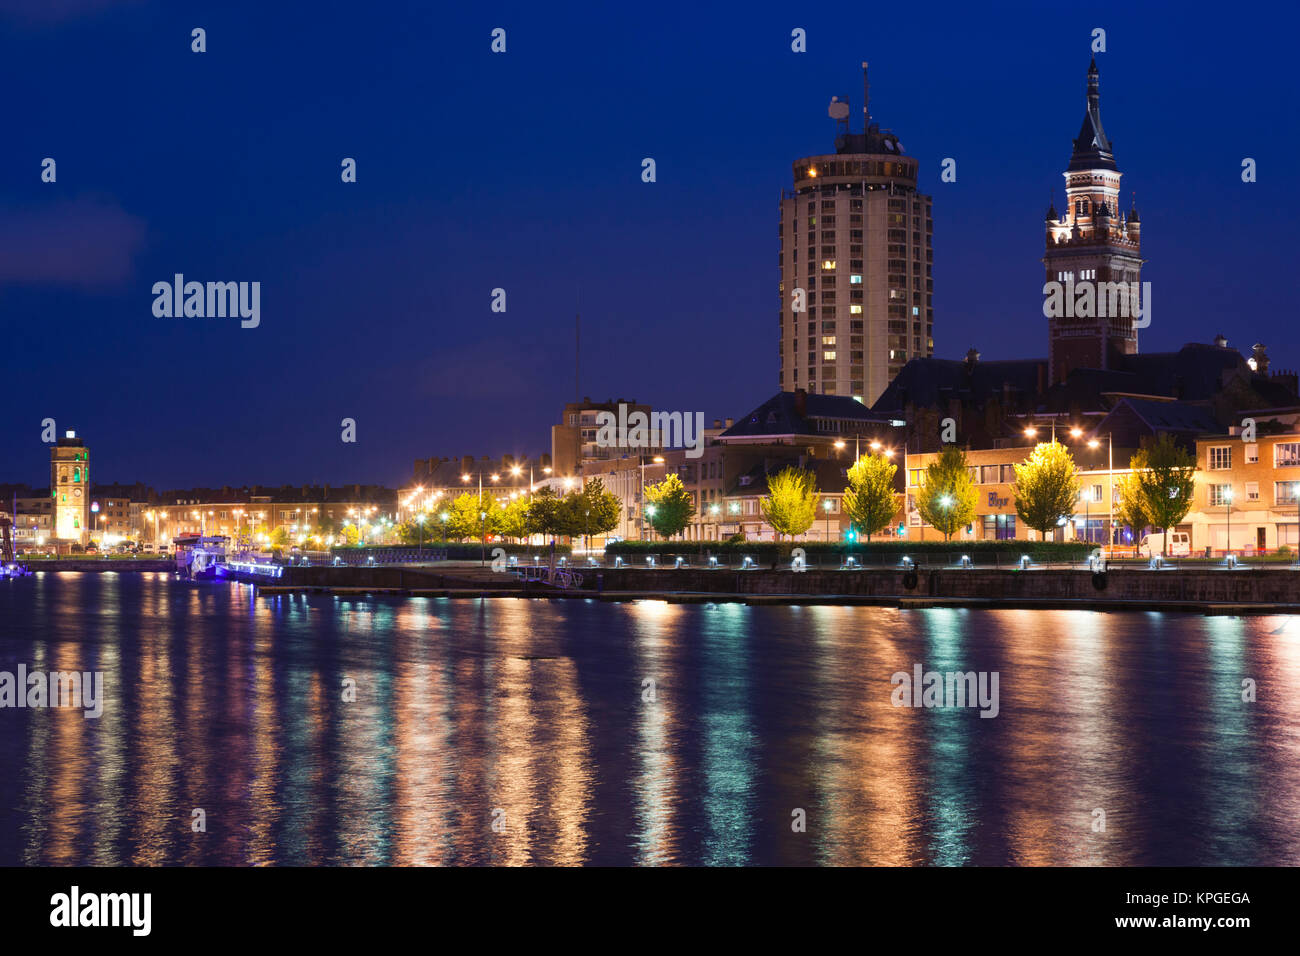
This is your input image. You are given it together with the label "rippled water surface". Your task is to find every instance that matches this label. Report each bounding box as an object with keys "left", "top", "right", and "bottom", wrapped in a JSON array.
[{"left": 2, "top": 572, "right": 1298, "bottom": 865}]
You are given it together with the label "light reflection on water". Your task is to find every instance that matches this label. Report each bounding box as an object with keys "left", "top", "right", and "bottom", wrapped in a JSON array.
[{"left": 1, "top": 573, "right": 1298, "bottom": 866}]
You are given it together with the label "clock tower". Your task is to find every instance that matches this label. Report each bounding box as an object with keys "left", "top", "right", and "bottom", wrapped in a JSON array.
[
  {"left": 1044, "top": 59, "right": 1143, "bottom": 386},
  {"left": 51, "top": 430, "right": 90, "bottom": 545}
]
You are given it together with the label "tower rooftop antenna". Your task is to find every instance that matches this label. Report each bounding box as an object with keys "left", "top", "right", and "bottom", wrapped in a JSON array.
[{"left": 861, "top": 61, "right": 870, "bottom": 131}]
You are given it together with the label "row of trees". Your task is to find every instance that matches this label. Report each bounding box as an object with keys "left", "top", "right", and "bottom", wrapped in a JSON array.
[
  {"left": 729, "top": 433, "right": 1198, "bottom": 552},
  {"left": 394, "top": 479, "right": 623, "bottom": 548}
]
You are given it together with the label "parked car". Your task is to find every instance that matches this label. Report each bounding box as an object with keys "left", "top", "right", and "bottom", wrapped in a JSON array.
[{"left": 1141, "top": 531, "right": 1191, "bottom": 558}]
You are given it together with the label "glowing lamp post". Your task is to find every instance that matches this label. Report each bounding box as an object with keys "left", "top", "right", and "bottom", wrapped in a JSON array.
[
  {"left": 939, "top": 493, "right": 953, "bottom": 542},
  {"left": 1224, "top": 485, "right": 1234, "bottom": 558}
]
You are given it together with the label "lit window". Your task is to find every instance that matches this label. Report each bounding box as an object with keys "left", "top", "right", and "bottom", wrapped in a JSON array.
[
  {"left": 1208, "top": 446, "right": 1232, "bottom": 470},
  {"left": 822, "top": 336, "right": 836, "bottom": 346},
  {"left": 850, "top": 305, "right": 862, "bottom": 314},
  {"left": 822, "top": 260, "right": 836, "bottom": 270},
  {"left": 1276, "top": 481, "right": 1300, "bottom": 505}
]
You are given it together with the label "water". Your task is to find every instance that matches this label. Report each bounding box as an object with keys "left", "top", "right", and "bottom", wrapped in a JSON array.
[{"left": 2, "top": 572, "right": 1298, "bottom": 866}]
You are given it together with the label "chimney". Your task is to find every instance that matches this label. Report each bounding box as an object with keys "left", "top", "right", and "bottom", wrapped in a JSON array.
[
  {"left": 713, "top": 419, "right": 721, "bottom": 429},
  {"left": 725, "top": 418, "right": 734, "bottom": 428},
  {"left": 1214, "top": 334, "right": 1228, "bottom": 348},
  {"left": 794, "top": 388, "right": 808, "bottom": 418}
]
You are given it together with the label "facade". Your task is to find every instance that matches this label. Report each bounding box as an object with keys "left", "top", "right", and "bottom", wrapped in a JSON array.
[
  {"left": 146, "top": 486, "right": 397, "bottom": 546},
  {"left": 1044, "top": 59, "right": 1143, "bottom": 386},
  {"left": 404, "top": 455, "right": 545, "bottom": 523},
  {"left": 1192, "top": 428, "right": 1300, "bottom": 553},
  {"left": 550, "top": 397, "right": 656, "bottom": 478},
  {"left": 779, "top": 65, "right": 933, "bottom": 406},
  {"left": 902, "top": 443, "right": 1130, "bottom": 545},
  {"left": 50, "top": 431, "right": 90, "bottom": 544},
  {"left": 0, "top": 491, "right": 54, "bottom": 550}
]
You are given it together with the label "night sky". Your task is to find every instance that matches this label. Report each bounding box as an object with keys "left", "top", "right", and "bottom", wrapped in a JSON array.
[{"left": 1, "top": 0, "right": 1295, "bottom": 489}]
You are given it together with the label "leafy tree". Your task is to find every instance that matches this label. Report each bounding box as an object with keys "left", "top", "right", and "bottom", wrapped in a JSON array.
[
  {"left": 1134, "top": 434, "right": 1196, "bottom": 555},
  {"left": 644, "top": 473, "right": 695, "bottom": 539},
  {"left": 1114, "top": 469, "right": 1150, "bottom": 553},
  {"left": 497, "top": 497, "right": 531, "bottom": 542},
  {"left": 842, "top": 453, "right": 900, "bottom": 541},
  {"left": 1013, "top": 440, "right": 1081, "bottom": 538},
  {"left": 759, "top": 466, "right": 820, "bottom": 541},
  {"left": 443, "top": 492, "right": 501, "bottom": 542},
  {"left": 339, "top": 524, "right": 360, "bottom": 547},
  {"left": 565, "top": 479, "right": 621, "bottom": 549},
  {"left": 269, "top": 527, "right": 290, "bottom": 549},
  {"left": 915, "top": 445, "right": 978, "bottom": 541},
  {"left": 526, "top": 487, "right": 565, "bottom": 540},
  {"left": 396, "top": 514, "right": 432, "bottom": 546}
]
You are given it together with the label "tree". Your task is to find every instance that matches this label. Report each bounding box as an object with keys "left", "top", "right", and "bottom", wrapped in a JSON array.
[
  {"left": 526, "top": 487, "right": 565, "bottom": 540},
  {"left": 269, "top": 526, "right": 290, "bottom": 549},
  {"left": 396, "top": 514, "right": 430, "bottom": 546},
  {"left": 1133, "top": 434, "right": 1196, "bottom": 555},
  {"left": 759, "top": 466, "right": 820, "bottom": 541},
  {"left": 842, "top": 453, "right": 900, "bottom": 541},
  {"left": 644, "top": 473, "right": 695, "bottom": 540},
  {"left": 443, "top": 492, "right": 500, "bottom": 542},
  {"left": 497, "top": 497, "right": 531, "bottom": 542},
  {"left": 915, "top": 445, "right": 977, "bottom": 541},
  {"left": 1013, "top": 440, "right": 1081, "bottom": 539},
  {"left": 339, "top": 524, "right": 360, "bottom": 547},
  {"left": 566, "top": 479, "right": 620, "bottom": 549},
  {"left": 1114, "top": 468, "right": 1150, "bottom": 555}
]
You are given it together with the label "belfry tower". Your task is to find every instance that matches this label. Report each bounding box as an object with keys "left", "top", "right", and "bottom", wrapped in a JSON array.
[{"left": 1044, "top": 59, "right": 1143, "bottom": 386}]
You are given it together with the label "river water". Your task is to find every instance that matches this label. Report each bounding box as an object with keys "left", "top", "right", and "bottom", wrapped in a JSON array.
[{"left": 2, "top": 571, "right": 1298, "bottom": 865}]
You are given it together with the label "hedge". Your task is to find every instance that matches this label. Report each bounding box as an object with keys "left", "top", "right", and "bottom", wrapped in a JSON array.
[
  {"left": 604, "top": 540, "right": 1092, "bottom": 561},
  {"left": 332, "top": 542, "right": 571, "bottom": 559}
]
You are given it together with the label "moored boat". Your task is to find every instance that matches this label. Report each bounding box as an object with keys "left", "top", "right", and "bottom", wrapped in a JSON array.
[{"left": 173, "top": 534, "right": 230, "bottom": 580}]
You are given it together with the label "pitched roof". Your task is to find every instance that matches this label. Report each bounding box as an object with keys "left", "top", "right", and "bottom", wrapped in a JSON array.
[
  {"left": 721, "top": 391, "right": 894, "bottom": 439},
  {"left": 870, "top": 358, "right": 1044, "bottom": 412},
  {"left": 1097, "top": 398, "right": 1222, "bottom": 436}
]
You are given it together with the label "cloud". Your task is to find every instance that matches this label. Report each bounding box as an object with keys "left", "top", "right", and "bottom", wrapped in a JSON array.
[{"left": 0, "top": 198, "right": 146, "bottom": 290}]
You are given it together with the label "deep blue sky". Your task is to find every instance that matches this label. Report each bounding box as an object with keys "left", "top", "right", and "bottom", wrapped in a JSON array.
[{"left": 1, "top": 0, "right": 1295, "bottom": 489}]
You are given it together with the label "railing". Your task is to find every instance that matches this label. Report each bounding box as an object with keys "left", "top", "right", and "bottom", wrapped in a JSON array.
[
  {"left": 326, "top": 548, "right": 449, "bottom": 566},
  {"left": 512, "top": 565, "right": 584, "bottom": 589}
]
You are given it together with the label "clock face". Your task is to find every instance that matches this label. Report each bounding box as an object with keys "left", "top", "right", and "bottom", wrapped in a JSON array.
[{"left": 73, "top": 489, "right": 82, "bottom": 498}]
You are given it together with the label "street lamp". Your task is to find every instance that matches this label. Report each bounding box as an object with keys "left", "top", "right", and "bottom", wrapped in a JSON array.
[
  {"left": 639, "top": 455, "right": 665, "bottom": 541},
  {"left": 1088, "top": 435, "right": 1114, "bottom": 549},
  {"left": 823, "top": 498, "right": 834, "bottom": 541},
  {"left": 416, "top": 512, "right": 426, "bottom": 555},
  {"left": 1224, "top": 485, "right": 1234, "bottom": 558},
  {"left": 939, "top": 493, "right": 953, "bottom": 542}
]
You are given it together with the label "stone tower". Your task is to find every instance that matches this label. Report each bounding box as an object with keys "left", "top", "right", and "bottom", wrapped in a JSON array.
[
  {"left": 1044, "top": 58, "right": 1143, "bottom": 386},
  {"left": 51, "top": 430, "right": 90, "bottom": 544}
]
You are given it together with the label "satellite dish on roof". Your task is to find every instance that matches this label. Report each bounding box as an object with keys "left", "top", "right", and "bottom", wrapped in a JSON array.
[{"left": 828, "top": 98, "right": 850, "bottom": 120}]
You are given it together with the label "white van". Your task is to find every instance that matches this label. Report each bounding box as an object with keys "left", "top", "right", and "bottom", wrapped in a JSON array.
[{"left": 1141, "top": 531, "right": 1190, "bottom": 557}]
